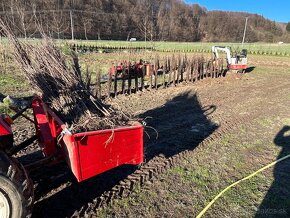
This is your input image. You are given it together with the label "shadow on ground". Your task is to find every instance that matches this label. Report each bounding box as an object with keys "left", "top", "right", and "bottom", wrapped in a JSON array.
[
  {"left": 140, "top": 91, "right": 218, "bottom": 160},
  {"left": 0, "top": 93, "right": 4, "bottom": 101},
  {"left": 255, "top": 126, "right": 290, "bottom": 218},
  {"left": 30, "top": 91, "right": 219, "bottom": 217},
  {"left": 246, "top": 66, "right": 256, "bottom": 73}
]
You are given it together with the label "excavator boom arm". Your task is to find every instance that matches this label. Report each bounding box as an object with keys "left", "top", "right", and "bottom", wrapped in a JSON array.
[{"left": 212, "top": 46, "right": 232, "bottom": 64}]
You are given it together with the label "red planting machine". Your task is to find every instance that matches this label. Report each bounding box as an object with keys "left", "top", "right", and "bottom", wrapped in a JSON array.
[
  {"left": 0, "top": 96, "right": 144, "bottom": 218},
  {"left": 109, "top": 60, "right": 155, "bottom": 79}
]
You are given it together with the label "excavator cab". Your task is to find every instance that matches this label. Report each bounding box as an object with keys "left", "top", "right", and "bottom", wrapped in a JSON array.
[
  {"left": 240, "top": 49, "right": 247, "bottom": 58},
  {"left": 236, "top": 49, "right": 247, "bottom": 64}
]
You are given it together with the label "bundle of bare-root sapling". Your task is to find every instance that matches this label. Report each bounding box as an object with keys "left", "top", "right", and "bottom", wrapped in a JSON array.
[{"left": 0, "top": 22, "right": 133, "bottom": 133}]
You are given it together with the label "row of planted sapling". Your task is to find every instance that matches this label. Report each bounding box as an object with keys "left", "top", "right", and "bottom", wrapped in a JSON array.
[
  {"left": 69, "top": 42, "right": 290, "bottom": 57},
  {"left": 98, "top": 54, "right": 225, "bottom": 98},
  {"left": 70, "top": 43, "right": 156, "bottom": 54}
]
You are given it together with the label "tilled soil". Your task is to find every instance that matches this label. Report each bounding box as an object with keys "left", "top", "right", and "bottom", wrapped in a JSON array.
[{"left": 11, "top": 56, "right": 290, "bottom": 217}]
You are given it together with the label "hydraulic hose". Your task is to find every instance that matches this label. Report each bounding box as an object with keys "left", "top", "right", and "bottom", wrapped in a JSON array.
[{"left": 196, "top": 153, "right": 290, "bottom": 218}]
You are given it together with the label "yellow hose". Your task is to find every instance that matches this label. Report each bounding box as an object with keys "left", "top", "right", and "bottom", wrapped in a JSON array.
[{"left": 196, "top": 153, "right": 290, "bottom": 218}]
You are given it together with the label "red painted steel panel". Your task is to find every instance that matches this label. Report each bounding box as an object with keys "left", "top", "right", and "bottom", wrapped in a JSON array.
[
  {"left": 64, "top": 123, "right": 144, "bottom": 182},
  {"left": 32, "top": 99, "right": 56, "bottom": 156},
  {"left": 0, "top": 116, "right": 12, "bottom": 136},
  {"left": 32, "top": 97, "right": 144, "bottom": 182},
  {"left": 62, "top": 134, "right": 82, "bottom": 181}
]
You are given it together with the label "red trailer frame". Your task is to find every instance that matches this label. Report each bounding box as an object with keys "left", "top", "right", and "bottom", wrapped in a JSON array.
[{"left": 31, "top": 97, "right": 144, "bottom": 182}]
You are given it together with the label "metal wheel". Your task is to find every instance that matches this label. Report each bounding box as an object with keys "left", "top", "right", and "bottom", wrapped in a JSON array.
[
  {"left": 0, "top": 187, "right": 11, "bottom": 218},
  {"left": 0, "top": 152, "right": 34, "bottom": 218}
]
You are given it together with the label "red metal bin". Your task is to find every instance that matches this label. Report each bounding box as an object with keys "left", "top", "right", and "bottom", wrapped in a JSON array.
[
  {"left": 32, "top": 97, "right": 144, "bottom": 182},
  {"left": 62, "top": 123, "right": 144, "bottom": 182}
]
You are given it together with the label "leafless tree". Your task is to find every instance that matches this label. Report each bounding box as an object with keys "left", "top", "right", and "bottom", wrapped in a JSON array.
[
  {"left": 0, "top": 0, "right": 286, "bottom": 42},
  {"left": 51, "top": 10, "right": 70, "bottom": 39}
]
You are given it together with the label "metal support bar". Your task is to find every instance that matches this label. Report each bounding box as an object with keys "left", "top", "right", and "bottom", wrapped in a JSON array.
[
  {"left": 8, "top": 135, "right": 38, "bottom": 156},
  {"left": 10, "top": 104, "right": 33, "bottom": 122},
  {"left": 24, "top": 154, "right": 59, "bottom": 172}
]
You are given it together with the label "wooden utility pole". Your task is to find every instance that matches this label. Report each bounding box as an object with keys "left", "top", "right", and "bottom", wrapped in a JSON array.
[
  {"left": 242, "top": 17, "right": 248, "bottom": 45},
  {"left": 70, "top": 10, "right": 74, "bottom": 40}
]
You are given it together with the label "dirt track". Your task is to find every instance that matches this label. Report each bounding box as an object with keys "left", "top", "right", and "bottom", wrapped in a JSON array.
[{"left": 11, "top": 55, "right": 290, "bottom": 217}]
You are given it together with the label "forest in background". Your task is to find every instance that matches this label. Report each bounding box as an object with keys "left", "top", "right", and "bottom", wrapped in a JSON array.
[{"left": 0, "top": 0, "right": 289, "bottom": 42}]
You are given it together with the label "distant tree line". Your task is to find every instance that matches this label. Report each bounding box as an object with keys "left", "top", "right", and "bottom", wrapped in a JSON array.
[
  {"left": 0, "top": 0, "right": 289, "bottom": 42},
  {"left": 287, "top": 22, "right": 290, "bottom": 33}
]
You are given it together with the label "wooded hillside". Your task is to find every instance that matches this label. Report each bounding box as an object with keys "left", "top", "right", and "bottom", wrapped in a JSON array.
[{"left": 0, "top": 0, "right": 289, "bottom": 42}]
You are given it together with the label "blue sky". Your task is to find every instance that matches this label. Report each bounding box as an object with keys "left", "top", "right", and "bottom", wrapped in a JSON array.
[{"left": 185, "top": 0, "right": 289, "bottom": 23}]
